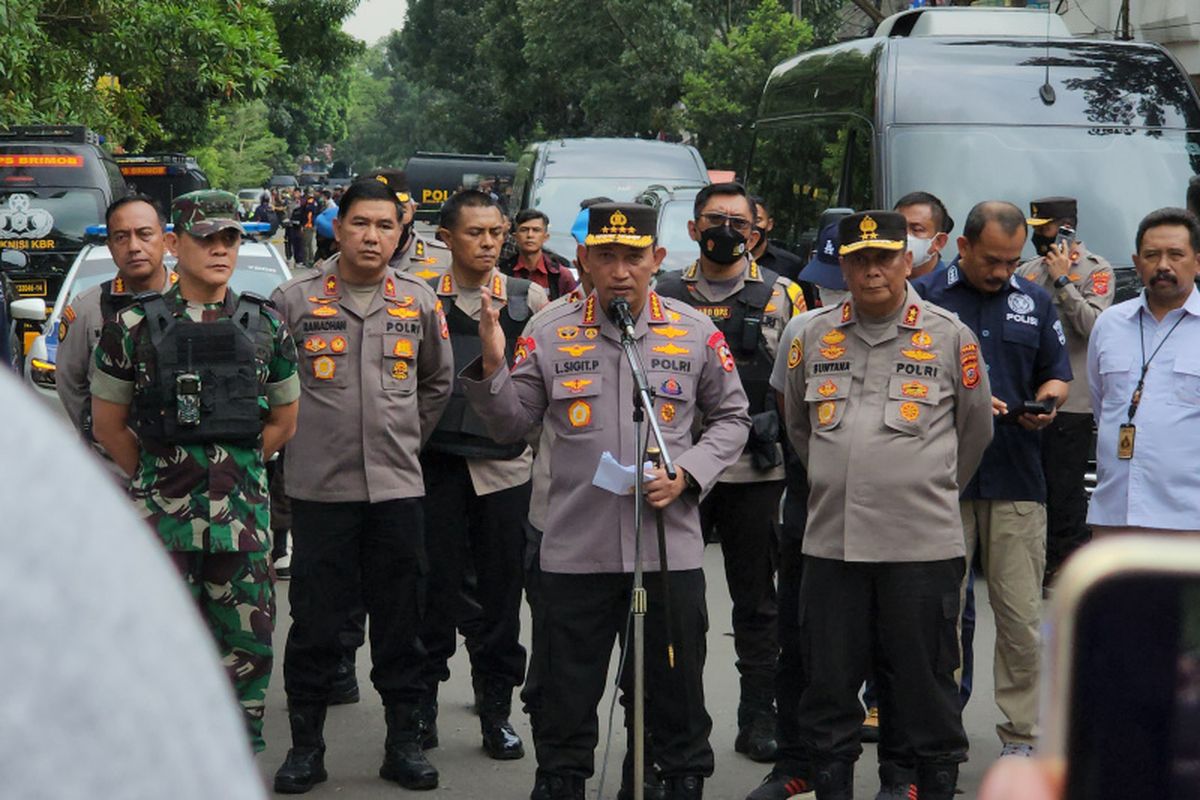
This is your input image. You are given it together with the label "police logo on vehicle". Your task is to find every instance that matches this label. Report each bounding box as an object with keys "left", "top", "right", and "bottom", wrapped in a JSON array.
[{"left": 1008, "top": 293, "right": 1035, "bottom": 315}]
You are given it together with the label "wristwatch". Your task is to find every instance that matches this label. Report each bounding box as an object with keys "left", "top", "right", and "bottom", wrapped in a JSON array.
[
  {"left": 1054, "top": 274, "right": 1071, "bottom": 289},
  {"left": 682, "top": 469, "right": 700, "bottom": 493}
]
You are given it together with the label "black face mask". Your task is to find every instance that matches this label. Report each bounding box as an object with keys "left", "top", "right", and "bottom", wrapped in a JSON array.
[
  {"left": 699, "top": 224, "right": 748, "bottom": 265},
  {"left": 1032, "top": 232, "right": 1056, "bottom": 257}
]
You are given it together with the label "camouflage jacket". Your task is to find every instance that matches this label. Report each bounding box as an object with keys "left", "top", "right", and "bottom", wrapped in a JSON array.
[{"left": 90, "top": 284, "right": 300, "bottom": 553}]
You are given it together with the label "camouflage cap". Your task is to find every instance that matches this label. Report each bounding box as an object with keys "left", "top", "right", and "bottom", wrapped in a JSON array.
[{"left": 171, "top": 190, "right": 243, "bottom": 237}]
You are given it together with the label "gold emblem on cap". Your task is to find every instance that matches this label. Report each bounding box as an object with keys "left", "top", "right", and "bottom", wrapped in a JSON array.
[
  {"left": 603, "top": 209, "right": 632, "bottom": 235},
  {"left": 859, "top": 215, "right": 878, "bottom": 240}
]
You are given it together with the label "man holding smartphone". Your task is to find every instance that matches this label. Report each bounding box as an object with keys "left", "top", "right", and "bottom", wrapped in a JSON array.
[
  {"left": 1017, "top": 197, "right": 1115, "bottom": 584},
  {"left": 914, "top": 201, "right": 1072, "bottom": 759}
]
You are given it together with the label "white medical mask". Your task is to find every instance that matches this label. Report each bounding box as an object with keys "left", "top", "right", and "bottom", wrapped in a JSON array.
[{"left": 907, "top": 234, "right": 936, "bottom": 268}]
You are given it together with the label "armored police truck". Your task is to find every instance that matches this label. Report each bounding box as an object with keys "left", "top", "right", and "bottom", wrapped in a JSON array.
[
  {"left": 405, "top": 152, "right": 516, "bottom": 222},
  {"left": 749, "top": 6, "right": 1200, "bottom": 300},
  {"left": 116, "top": 153, "right": 210, "bottom": 211},
  {"left": 0, "top": 125, "right": 129, "bottom": 362}
]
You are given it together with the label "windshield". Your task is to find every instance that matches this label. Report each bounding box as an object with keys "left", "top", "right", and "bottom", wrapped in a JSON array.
[
  {"left": 888, "top": 125, "right": 1200, "bottom": 265},
  {"left": 0, "top": 187, "right": 104, "bottom": 252},
  {"left": 658, "top": 200, "right": 700, "bottom": 273},
  {"left": 535, "top": 177, "right": 696, "bottom": 257}
]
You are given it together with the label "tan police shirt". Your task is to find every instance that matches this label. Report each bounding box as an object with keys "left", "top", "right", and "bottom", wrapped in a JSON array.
[
  {"left": 1016, "top": 246, "right": 1115, "bottom": 414},
  {"left": 676, "top": 258, "right": 803, "bottom": 483},
  {"left": 433, "top": 267, "right": 549, "bottom": 495},
  {"left": 394, "top": 231, "right": 450, "bottom": 280},
  {"left": 784, "top": 284, "right": 994, "bottom": 562},
  {"left": 271, "top": 255, "right": 454, "bottom": 503},
  {"left": 461, "top": 291, "right": 751, "bottom": 573}
]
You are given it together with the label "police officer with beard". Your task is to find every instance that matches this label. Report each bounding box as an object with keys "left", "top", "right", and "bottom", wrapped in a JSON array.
[{"left": 655, "top": 182, "right": 804, "bottom": 762}]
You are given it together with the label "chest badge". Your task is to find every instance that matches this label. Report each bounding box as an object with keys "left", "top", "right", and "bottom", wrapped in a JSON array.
[
  {"left": 392, "top": 339, "right": 413, "bottom": 358},
  {"left": 660, "top": 377, "right": 683, "bottom": 396},
  {"left": 387, "top": 306, "right": 420, "bottom": 319},
  {"left": 304, "top": 336, "right": 327, "bottom": 353},
  {"left": 899, "top": 401, "right": 921, "bottom": 422},
  {"left": 820, "top": 344, "right": 846, "bottom": 360},
  {"left": 584, "top": 327, "right": 599, "bottom": 339},
  {"left": 910, "top": 330, "right": 933, "bottom": 349},
  {"left": 653, "top": 343, "right": 690, "bottom": 356},
  {"left": 568, "top": 400, "right": 592, "bottom": 428},
  {"left": 313, "top": 355, "right": 336, "bottom": 380},
  {"left": 557, "top": 325, "right": 579, "bottom": 340},
  {"left": 1008, "top": 293, "right": 1036, "bottom": 315},
  {"left": 817, "top": 401, "right": 837, "bottom": 427},
  {"left": 392, "top": 360, "right": 410, "bottom": 380},
  {"left": 559, "top": 343, "right": 596, "bottom": 357},
  {"left": 660, "top": 402, "right": 677, "bottom": 423},
  {"left": 821, "top": 329, "right": 845, "bottom": 346},
  {"left": 562, "top": 378, "right": 593, "bottom": 394},
  {"left": 651, "top": 325, "right": 688, "bottom": 339},
  {"left": 901, "top": 348, "right": 936, "bottom": 362},
  {"left": 817, "top": 379, "right": 838, "bottom": 397},
  {"left": 330, "top": 336, "right": 347, "bottom": 353},
  {"left": 312, "top": 305, "right": 338, "bottom": 318},
  {"left": 901, "top": 380, "right": 929, "bottom": 399}
]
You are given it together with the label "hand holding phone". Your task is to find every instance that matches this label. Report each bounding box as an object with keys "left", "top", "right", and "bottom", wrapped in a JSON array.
[{"left": 999, "top": 397, "right": 1056, "bottom": 425}]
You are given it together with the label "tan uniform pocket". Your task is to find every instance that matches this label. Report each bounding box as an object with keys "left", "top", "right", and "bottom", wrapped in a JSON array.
[
  {"left": 883, "top": 374, "right": 941, "bottom": 437},
  {"left": 804, "top": 375, "right": 850, "bottom": 432}
]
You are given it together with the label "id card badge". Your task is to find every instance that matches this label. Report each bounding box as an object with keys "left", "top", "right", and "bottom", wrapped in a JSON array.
[{"left": 1118, "top": 424, "right": 1136, "bottom": 460}]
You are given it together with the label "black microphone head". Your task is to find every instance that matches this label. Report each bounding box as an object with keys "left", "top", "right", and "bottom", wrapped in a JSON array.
[{"left": 608, "top": 296, "right": 633, "bottom": 323}]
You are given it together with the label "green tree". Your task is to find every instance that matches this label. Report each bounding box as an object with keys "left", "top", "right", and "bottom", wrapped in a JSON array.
[
  {"left": 0, "top": 0, "right": 285, "bottom": 150},
  {"left": 194, "top": 101, "right": 288, "bottom": 191},
  {"left": 681, "top": 0, "right": 813, "bottom": 171}
]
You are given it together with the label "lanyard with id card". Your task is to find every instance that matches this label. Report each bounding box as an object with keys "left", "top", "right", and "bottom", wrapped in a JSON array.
[{"left": 1120, "top": 309, "right": 1185, "bottom": 459}]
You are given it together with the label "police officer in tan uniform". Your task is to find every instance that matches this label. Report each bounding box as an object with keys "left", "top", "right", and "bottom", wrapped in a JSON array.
[
  {"left": 655, "top": 182, "right": 804, "bottom": 762},
  {"left": 361, "top": 169, "right": 450, "bottom": 279},
  {"left": 270, "top": 178, "right": 454, "bottom": 793},
  {"left": 56, "top": 194, "right": 175, "bottom": 443},
  {"left": 460, "top": 202, "right": 751, "bottom": 800},
  {"left": 784, "top": 211, "right": 993, "bottom": 800},
  {"left": 418, "top": 189, "right": 548, "bottom": 760},
  {"left": 1016, "top": 196, "right": 1114, "bottom": 581}
]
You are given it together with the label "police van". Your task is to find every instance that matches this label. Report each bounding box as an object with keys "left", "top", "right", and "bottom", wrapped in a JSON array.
[
  {"left": 749, "top": 6, "right": 1200, "bottom": 299},
  {"left": 404, "top": 152, "right": 517, "bottom": 222},
  {"left": 115, "top": 153, "right": 210, "bottom": 211},
  {"left": 0, "top": 125, "right": 129, "bottom": 360}
]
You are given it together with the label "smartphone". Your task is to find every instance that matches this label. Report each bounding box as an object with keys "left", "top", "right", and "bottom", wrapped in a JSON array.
[
  {"left": 999, "top": 397, "right": 1056, "bottom": 424},
  {"left": 1042, "top": 536, "right": 1200, "bottom": 800},
  {"left": 1055, "top": 225, "right": 1076, "bottom": 252}
]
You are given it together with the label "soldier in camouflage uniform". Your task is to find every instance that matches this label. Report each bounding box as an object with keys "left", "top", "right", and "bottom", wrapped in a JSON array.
[{"left": 90, "top": 190, "right": 301, "bottom": 752}]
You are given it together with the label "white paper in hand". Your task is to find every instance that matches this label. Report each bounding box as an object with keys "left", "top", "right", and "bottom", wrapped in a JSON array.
[{"left": 592, "top": 451, "right": 657, "bottom": 496}]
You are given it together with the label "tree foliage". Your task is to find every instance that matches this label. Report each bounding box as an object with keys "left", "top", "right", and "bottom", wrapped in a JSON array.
[
  {"left": 193, "top": 101, "right": 289, "bottom": 191},
  {"left": 0, "top": 0, "right": 285, "bottom": 150}
]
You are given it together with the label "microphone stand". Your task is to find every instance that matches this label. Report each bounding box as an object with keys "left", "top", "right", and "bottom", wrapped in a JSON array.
[{"left": 613, "top": 299, "right": 677, "bottom": 800}]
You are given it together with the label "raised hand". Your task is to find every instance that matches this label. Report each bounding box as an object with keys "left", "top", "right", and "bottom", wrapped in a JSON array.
[{"left": 480, "top": 288, "right": 507, "bottom": 376}]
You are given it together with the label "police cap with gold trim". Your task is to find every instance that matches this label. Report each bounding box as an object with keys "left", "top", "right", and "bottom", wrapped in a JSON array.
[
  {"left": 838, "top": 210, "right": 907, "bottom": 255},
  {"left": 361, "top": 169, "right": 412, "bottom": 204},
  {"left": 1027, "top": 196, "right": 1076, "bottom": 226},
  {"left": 584, "top": 203, "right": 656, "bottom": 248}
]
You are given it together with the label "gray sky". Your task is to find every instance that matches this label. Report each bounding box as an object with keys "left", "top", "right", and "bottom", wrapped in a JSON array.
[{"left": 342, "top": 0, "right": 407, "bottom": 44}]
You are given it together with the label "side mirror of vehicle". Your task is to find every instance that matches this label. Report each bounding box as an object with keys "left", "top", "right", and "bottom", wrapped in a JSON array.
[
  {"left": 10, "top": 298, "right": 47, "bottom": 321},
  {"left": 1, "top": 250, "right": 29, "bottom": 271}
]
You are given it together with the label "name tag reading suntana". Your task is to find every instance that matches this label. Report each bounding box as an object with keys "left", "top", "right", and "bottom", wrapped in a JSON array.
[{"left": 1118, "top": 423, "right": 1136, "bottom": 460}]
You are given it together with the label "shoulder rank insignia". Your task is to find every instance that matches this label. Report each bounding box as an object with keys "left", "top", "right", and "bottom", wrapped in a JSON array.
[
  {"left": 438, "top": 273, "right": 454, "bottom": 295},
  {"left": 582, "top": 295, "right": 598, "bottom": 325},
  {"left": 112, "top": 276, "right": 127, "bottom": 294},
  {"left": 903, "top": 304, "right": 920, "bottom": 327},
  {"left": 840, "top": 303, "right": 852, "bottom": 323},
  {"left": 647, "top": 292, "right": 666, "bottom": 323},
  {"left": 384, "top": 277, "right": 397, "bottom": 299},
  {"left": 324, "top": 274, "right": 338, "bottom": 297}
]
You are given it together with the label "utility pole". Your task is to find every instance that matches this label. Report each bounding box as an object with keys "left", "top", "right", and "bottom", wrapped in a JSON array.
[
  {"left": 1118, "top": 0, "right": 1132, "bottom": 41},
  {"left": 850, "top": 0, "right": 885, "bottom": 25}
]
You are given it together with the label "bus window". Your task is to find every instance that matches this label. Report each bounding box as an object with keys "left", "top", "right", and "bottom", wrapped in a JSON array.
[{"left": 748, "top": 116, "right": 873, "bottom": 255}]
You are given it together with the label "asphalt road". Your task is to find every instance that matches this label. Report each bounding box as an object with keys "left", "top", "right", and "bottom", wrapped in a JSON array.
[{"left": 256, "top": 546, "right": 1008, "bottom": 799}]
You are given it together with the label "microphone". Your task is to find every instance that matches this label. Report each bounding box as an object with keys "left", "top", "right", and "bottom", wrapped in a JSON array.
[{"left": 608, "top": 297, "right": 637, "bottom": 340}]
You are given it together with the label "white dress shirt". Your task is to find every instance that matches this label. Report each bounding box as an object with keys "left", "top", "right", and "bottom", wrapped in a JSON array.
[{"left": 1088, "top": 287, "right": 1200, "bottom": 529}]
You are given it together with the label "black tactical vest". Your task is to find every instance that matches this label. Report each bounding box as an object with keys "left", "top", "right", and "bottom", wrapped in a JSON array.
[
  {"left": 130, "top": 291, "right": 272, "bottom": 447},
  {"left": 655, "top": 265, "right": 778, "bottom": 415},
  {"left": 426, "top": 276, "right": 531, "bottom": 460}
]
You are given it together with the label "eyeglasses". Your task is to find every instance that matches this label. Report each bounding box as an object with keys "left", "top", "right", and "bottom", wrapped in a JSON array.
[{"left": 698, "top": 212, "right": 752, "bottom": 233}]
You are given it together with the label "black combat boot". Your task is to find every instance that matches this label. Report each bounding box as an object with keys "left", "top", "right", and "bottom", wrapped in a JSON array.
[
  {"left": 274, "top": 704, "right": 328, "bottom": 794},
  {"left": 916, "top": 762, "right": 959, "bottom": 800},
  {"left": 734, "top": 675, "right": 779, "bottom": 762},
  {"left": 874, "top": 761, "right": 917, "bottom": 800},
  {"left": 329, "top": 653, "right": 359, "bottom": 705},
  {"left": 478, "top": 677, "right": 525, "bottom": 760},
  {"left": 617, "top": 745, "right": 668, "bottom": 800},
  {"left": 812, "top": 760, "right": 854, "bottom": 800},
  {"left": 418, "top": 686, "right": 439, "bottom": 750},
  {"left": 380, "top": 703, "right": 439, "bottom": 790},
  {"left": 530, "top": 772, "right": 586, "bottom": 800},
  {"left": 666, "top": 775, "right": 705, "bottom": 799}
]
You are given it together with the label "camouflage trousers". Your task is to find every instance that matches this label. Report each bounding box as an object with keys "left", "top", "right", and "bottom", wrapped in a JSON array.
[{"left": 169, "top": 550, "right": 275, "bottom": 752}]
